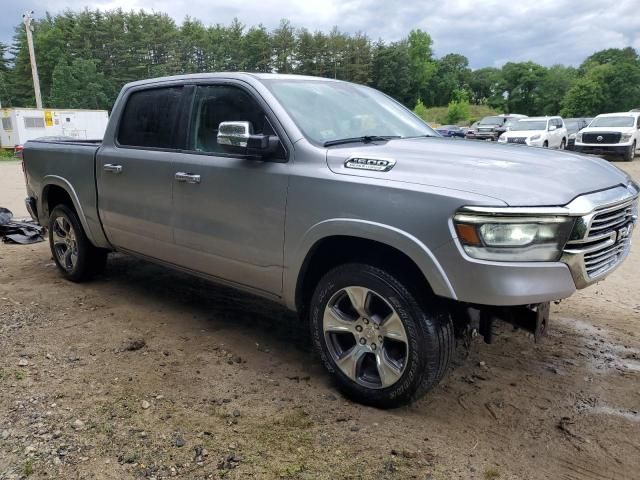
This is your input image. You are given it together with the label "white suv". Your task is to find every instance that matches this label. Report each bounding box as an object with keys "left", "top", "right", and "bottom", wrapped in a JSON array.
[
  {"left": 498, "top": 116, "right": 568, "bottom": 149},
  {"left": 574, "top": 112, "right": 640, "bottom": 162}
]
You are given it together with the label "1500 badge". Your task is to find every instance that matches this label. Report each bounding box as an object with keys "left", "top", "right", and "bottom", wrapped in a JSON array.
[{"left": 344, "top": 156, "right": 396, "bottom": 172}]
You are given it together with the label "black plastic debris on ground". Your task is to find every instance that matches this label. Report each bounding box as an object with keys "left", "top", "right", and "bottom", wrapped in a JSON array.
[{"left": 0, "top": 207, "right": 45, "bottom": 244}]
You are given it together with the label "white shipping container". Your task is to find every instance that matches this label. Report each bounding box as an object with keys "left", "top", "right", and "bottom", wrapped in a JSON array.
[{"left": 0, "top": 108, "right": 109, "bottom": 148}]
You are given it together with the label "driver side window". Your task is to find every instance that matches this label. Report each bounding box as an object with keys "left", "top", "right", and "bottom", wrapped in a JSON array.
[{"left": 189, "top": 85, "right": 274, "bottom": 155}]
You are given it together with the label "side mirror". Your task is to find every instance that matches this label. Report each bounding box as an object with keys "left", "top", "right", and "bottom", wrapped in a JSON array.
[
  {"left": 218, "top": 121, "right": 252, "bottom": 147},
  {"left": 217, "top": 121, "right": 280, "bottom": 158},
  {"left": 548, "top": 125, "right": 557, "bottom": 131}
]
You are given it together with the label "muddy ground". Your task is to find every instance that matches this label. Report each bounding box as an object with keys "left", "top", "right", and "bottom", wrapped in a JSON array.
[{"left": 0, "top": 158, "right": 639, "bottom": 480}]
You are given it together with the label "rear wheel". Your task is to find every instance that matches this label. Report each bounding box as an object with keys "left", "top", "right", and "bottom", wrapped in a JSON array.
[
  {"left": 49, "top": 205, "right": 108, "bottom": 282},
  {"left": 623, "top": 141, "right": 636, "bottom": 162},
  {"left": 309, "top": 263, "right": 453, "bottom": 408}
]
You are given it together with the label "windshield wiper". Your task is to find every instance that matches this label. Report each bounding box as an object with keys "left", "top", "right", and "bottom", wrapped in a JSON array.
[{"left": 323, "top": 135, "right": 401, "bottom": 147}]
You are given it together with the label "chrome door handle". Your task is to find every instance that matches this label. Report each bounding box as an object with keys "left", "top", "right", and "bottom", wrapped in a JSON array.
[
  {"left": 175, "top": 172, "right": 201, "bottom": 184},
  {"left": 103, "top": 164, "right": 123, "bottom": 174}
]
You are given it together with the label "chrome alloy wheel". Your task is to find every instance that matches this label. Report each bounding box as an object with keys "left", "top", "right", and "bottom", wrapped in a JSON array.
[
  {"left": 323, "top": 286, "right": 409, "bottom": 389},
  {"left": 51, "top": 215, "right": 78, "bottom": 272}
]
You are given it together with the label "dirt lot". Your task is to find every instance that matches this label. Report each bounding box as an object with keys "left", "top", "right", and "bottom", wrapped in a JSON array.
[{"left": 1, "top": 158, "right": 639, "bottom": 480}]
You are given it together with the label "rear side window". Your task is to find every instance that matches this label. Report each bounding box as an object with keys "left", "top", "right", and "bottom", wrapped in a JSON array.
[{"left": 118, "top": 87, "right": 183, "bottom": 149}]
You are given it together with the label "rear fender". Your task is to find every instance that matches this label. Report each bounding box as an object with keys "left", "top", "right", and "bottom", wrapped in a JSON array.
[{"left": 41, "top": 176, "right": 110, "bottom": 248}]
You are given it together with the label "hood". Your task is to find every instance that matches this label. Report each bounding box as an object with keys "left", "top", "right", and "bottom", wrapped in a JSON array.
[
  {"left": 503, "top": 129, "right": 546, "bottom": 138},
  {"left": 582, "top": 126, "right": 635, "bottom": 133},
  {"left": 326, "top": 137, "right": 631, "bottom": 206}
]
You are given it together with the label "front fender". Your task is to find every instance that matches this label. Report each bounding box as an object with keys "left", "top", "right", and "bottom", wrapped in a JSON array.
[{"left": 283, "top": 218, "right": 456, "bottom": 310}]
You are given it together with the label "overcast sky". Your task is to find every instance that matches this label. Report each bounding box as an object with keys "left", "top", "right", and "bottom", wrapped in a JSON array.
[{"left": 3, "top": 0, "right": 640, "bottom": 69}]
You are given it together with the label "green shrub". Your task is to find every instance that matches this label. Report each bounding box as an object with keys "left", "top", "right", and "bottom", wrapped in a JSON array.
[{"left": 446, "top": 100, "right": 471, "bottom": 124}]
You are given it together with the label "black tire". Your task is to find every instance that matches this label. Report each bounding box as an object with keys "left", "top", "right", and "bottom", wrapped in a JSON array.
[
  {"left": 623, "top": 141, "right": 635, "bottom": 162},
  {"left": 48, "top": 204, "right": 108, "bottom": 282},
  {"left": 560, "top": 138, "right": 566, "bottom": 150},
  {"left": 309, "top": 263, "right": 454, "bottom": 408},
  {"left": 543, "top": 141, "right": 549, "bottom": 148}
]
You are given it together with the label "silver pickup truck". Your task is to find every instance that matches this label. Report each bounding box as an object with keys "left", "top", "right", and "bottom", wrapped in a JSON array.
[{"left": 23, "top": 73, "right": 638, "bottom": 407}]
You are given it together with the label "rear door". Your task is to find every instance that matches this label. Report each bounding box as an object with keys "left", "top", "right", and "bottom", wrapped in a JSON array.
[{"left": 97, "top": 85, "right": 187, "bottom": 262}]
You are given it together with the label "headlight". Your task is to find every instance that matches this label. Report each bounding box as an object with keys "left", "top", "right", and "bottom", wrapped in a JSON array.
[
  {"left": 576, "top": 133, "right": 583, "bottom": 142},
  {"left": 621, "top": 133, "right": 632, "bottom": 142},
  {"left": 569, "top": 133, "right": 576, "bottom": 139},
  {"left": 529, "top": 134, "right": 541, "bottom": 141},
  {"left": 453, "top": 213, "right": 575, "bottom": 262}
]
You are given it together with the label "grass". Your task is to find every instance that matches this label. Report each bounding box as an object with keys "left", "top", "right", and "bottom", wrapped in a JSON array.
[
  {"left": 0, "top": 149, "right": 18, "bottom": 160},
  {"left": 484, "top": 466, "right": 501, "bottom": 479},
  {"left": 419, "top": 105, "right": 500, "bottom": 127},
  {"left": 23, "top": 460, "right": 34, "bottom": 476}
]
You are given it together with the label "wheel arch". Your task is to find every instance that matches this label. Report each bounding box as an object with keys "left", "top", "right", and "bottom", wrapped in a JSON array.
[
  {"left": 41, "top": 176, "right": 97, "bottom": 245},
  {"left": 286, "top": 219, "right": 456, "bottom": 314}
]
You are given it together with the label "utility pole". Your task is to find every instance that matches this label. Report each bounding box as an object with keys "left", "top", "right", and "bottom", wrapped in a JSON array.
[{"left": 22, "top": 11, "right": 42, "bottom": 109}]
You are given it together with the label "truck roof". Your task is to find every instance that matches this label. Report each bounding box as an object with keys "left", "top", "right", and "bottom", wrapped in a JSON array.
[
  {"left": 519, "top": 116, "right": 561, "bottom": 121},
  {"left": 123, "top": 72, "right": 343, "bottom": 90}
]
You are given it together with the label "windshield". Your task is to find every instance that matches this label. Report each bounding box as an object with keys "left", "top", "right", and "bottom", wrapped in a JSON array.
[
  {"left": 564, "top": 120, "right": 580, "bottom": 132},
  {"left": 589, "top": 116, "right": 635, "bottom": 127},
  {"left": 479, "top": 116, "right": 503, "bottom": 125},
  {"left": 263, "top": 79, "right": 435, "bottom": 145},
  {"left": 510, "top": 120, "right": 547, "bottom": 131}
]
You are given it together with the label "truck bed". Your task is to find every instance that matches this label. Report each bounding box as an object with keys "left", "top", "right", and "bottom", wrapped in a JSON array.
[{"left": 23, "top": 137, "right": 110, "bottom": 248}]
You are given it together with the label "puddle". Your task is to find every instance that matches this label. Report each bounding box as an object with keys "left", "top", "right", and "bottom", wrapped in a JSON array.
[
  {"left": 589, "top": 406, "right": 640, "bottom": 422},
  {"left": 622, "top": 360, "right": 640, "bottom": 372},
  {"left": 555, "top": 317, "right": 640, "bottom": 374}
]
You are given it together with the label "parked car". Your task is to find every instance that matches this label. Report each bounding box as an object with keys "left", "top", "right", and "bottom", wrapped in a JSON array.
[
  {"left": 22, "top": 73, "right": 639, "bottom": 408},
  {"left": 468, "top": 114, "right": 528, "bottom": 141},
  {"left": 574, "top": 112, "right": 640, "bottom": 161},
  {"left": 435, "top": 125, "right": 465, "bottom": 138},
  {"left": 565, "top": 118, "right": 592, "bottom": 150},
  {"left": 462, "top": 121, "right": 479, "bottom": 139},
  {"left": 498, "top": 116, "right": 568, "bottom": 149}
]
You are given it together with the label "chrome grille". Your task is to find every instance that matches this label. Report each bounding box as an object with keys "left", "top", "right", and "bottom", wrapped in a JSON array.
[
  {"left": 589, "top": 203, "right": 634, "bottom": 233},
  {"left": 583, "top": 241, "right": 627, "bottom": 277},
  {"left": 563, "top": 196, "right": 637, "bottom": 285}
]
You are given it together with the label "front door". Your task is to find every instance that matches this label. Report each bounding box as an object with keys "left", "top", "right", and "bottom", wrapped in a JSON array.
[
  {"left": 171, "top": 83, "right": 290, "bottom": 296},
  {"left": 97, "top": 86, "right": 185, "bottom": 262}
]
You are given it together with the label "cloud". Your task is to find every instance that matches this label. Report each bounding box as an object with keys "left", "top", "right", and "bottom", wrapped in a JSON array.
[{"left": 2, "top": 0, "right": 639, "bottom": 69}]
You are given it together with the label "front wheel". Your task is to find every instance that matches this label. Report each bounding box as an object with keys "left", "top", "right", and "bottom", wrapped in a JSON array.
[
  {"left": 309, "top": 263, "right": 453, "bottom": 408},
  {"left": 49, "top": 205, "right": 108, "bottom": 282},
  {"left": 543, "top": 140, "right": 549, "bottom": 148},
  {"left": 623, "top": 141, "right": 636, "bottom": 162},
  {"left": 560, "top": 138, "right": 566, "bottom": 150}
]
